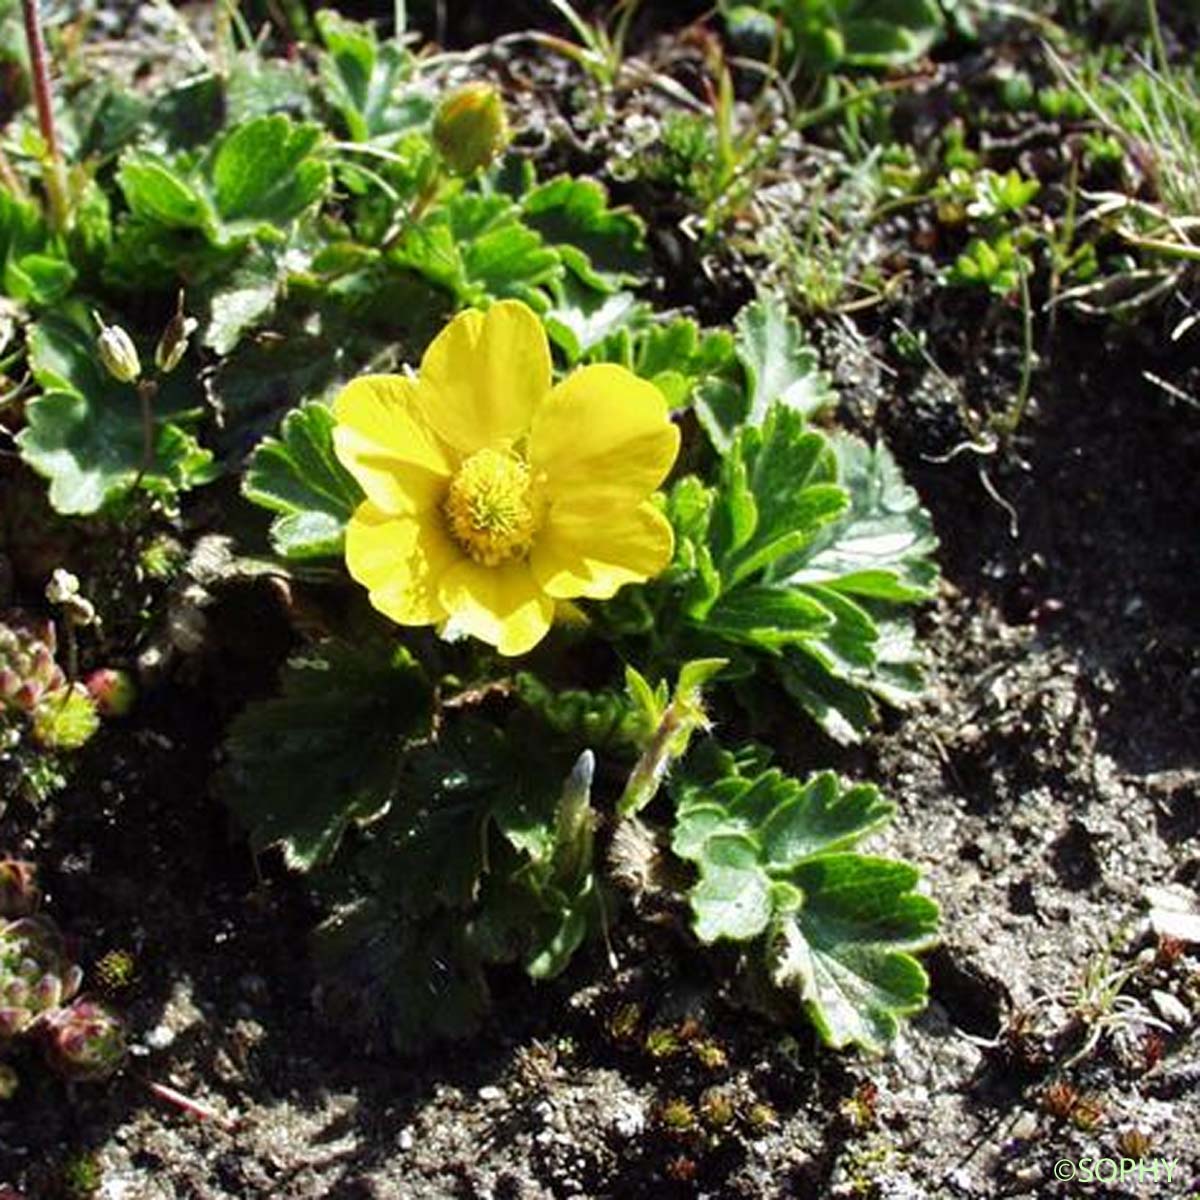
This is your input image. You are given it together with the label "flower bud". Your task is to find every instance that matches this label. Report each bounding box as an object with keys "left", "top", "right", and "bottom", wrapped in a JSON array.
[
  {"left": 550, "top": 750, "right": 595, "bottom": 893},
  {"left": 85, "top": 669, "right": 136, "bottom": 718},
  {"left": 95, "top": 320, "right": 141, "bottom": 384},
  {"left": 725, "top": 5, "right": 788, "bottom": 61},
  {"left": 44, "top": 568, "right": 79, "bottom": 605},
  {"left": 154, "top": 294, "right": 198, "bottom": 375},
  {"left": 432, "top": 83, "right": 510, "bottom": 177}
]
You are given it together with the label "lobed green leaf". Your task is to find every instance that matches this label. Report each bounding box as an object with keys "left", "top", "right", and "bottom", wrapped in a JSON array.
[
  {"left": 242, "top": 402, "right": 365, "bottom": 559},
  {"left": 220, "top": 641, "right": 433, "bottom": 871}
]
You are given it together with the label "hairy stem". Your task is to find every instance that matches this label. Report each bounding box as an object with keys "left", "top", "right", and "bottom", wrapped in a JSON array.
[{"left": 19, "top": 0, "right": 69, "bottom": 231}]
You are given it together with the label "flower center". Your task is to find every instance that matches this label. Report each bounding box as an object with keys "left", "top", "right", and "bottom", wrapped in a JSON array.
[{"left": 444, "top": 447, "right": 538, "bottom": 566}]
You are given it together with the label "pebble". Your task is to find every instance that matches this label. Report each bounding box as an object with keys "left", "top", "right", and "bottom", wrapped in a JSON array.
[
  {"left": 1009, "top": 1110, "right": 1038, "bottom": 1141},
  {"left": 1151, "top": 989, "right": 1191, "bottom": 1028},
  {"left": 945, "top": 1168, "right": 977, "bottom": 1195},
  {"left": 610, "top": 1100, "right": 646, "bottom": 1138},
  {"left": 398, "top": 1127, "right": 414, "bottom": 1151},
  {"left": 477, "top": 1085, "right": 503, "bottom": 1102},
  {"left": 145, "top": 1025, "right": 176, "bottom": 1050}
]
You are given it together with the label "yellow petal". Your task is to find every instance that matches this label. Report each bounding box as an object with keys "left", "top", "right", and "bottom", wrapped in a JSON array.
[
  {"left": 532, "top": 500, "right": 674, "bottom": 600},
  {"left": 345, "top": 501, "right": 461, "bottom": 625},
  {"left": 333, "top": 375, "right": 455, "bottom": 515},
  {"left": 438, "top": 560, "right": 555, "bottom": 656},
  {"left": 417, "top": 301, "right": 552, "bottom": 455},
  {"left": 529, "top": 364, "right": 680, "bottom": 506}
]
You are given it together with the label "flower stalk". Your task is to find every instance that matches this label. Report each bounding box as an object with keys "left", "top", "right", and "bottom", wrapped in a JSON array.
[{"left": 19, "top": 0, "right": 69, "bottom": 232}]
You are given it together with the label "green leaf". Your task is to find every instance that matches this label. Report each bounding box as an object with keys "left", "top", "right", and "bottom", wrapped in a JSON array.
[
  {"left": 463, "top": 221, "right": 561, "bottom": 306},
  {"left": 512, "top": 672, "right": 646, "bottom": 749},
  {"left": 780, "top": 593, "right": 927, "bottom": 740},
  {"left": 242, "top": 402, "right": 365, "bottom": 559},
  {"left": 704, "top": 585, "right": 833, "bottom": 650},
  {"left": 70, "top": 80, "right": 151, "bottom": 158},
  {"left": 777, "top": 649, "right": 875, "bottom": 745},
  {"left": 628, "top": 317, "right": 737, "bottom": 408},
  {"left": 521, "top": 175, "right": 648, "bottom": 291},
  {"left": 348, "top": 717, "right": 512, "bottom": 917},
  {"left": 689, "top": 832, "right": 774, "bottom": 941},
  {"left": 775, "top": 434, "right": 939, "bottom": 601},
  {"left": 220, "top": 641, "right": 433, "bottom": 870},
  {"left": 670, "top": 752, "right": 933, "bottom": 1049},
  {"left": 659, "top": 408, "right": 936, "bottom": 739},
  {"left": 0, "top": 190, "right": 70, "bottom": 303},
  {"left": 207, "top": 332, "right": 347, "bottom": 435},
  {"left": 764, "top": 0, "right": 943, "bottom": 70},
  {"left": 16, "top": 317, "right": 214, "bottom": 514},
  {"left": 211, "top": 115, "right": 331, "bottom": 235},
  {"left": 200, "top": 249, "right": 285, "bottom": 354},
  {"left": 673, "top": 766, "right": 892, "bottom": 868},
  {"left": 225, "top": 52, "right": 316, "bottom": 124},
  {"left": 698, "top": 294, "right": 835, "bottom": 450},
  {"left": 393, "top": 193, "right": 562, "bottom": 308},
  {"left": 712, "top": 406, "right": 847, "bottom": 586},
  {"left": 116, "top": 156, "right": 214, "bottom": 231},
  {"left": 316, "top": 9, "right": 430, "bottom": 142},
  {"left": 312, "top": 901, "right": 490, "bottom": 1052},
  {"left": 545, "top": 278, "right": 644, "bottom": 364},
  {"left": 5, "top": 252, "right": 75, "bottom": 305},
  {"left": 768, "top": 855, "right": 939, "bottom": 1050},
  {"left": 840, "top": 0, "right": 943, "bottom": 67}
]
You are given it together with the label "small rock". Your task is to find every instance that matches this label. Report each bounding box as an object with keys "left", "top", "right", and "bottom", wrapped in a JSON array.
[
  {"left": 610, "top": 1100, "right": 646, "bottom": 1138},
  {"left": 145, "top": 1025, "right": 176, "bottom": 1050},
  {"left": 398, "top": 1127, "right": 414, "bottom": 1152},
  {"left": 1010, "top": 1110, "right": 1038, "bottom": 1140},
  {"left": 477, "top": 1085, "right": 503, "bottom": 1102},
  {"left": 945, "top": 1168, "right": 977, "bottom": 1195},
  {"left": 1146, "top": 885, "right": 1200, "bottom": 943},
  {"left": 1151, "top": 989, "right": 1191, "bottom": 1028}
]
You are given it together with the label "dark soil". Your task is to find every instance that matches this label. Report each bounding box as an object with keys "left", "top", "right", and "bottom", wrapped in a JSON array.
[{"left": 2, "top": 5, "right": 1199, "bottom": 1199}]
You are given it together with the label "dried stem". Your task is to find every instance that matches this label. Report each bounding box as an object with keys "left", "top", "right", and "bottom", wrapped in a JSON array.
[{"left": 19, "top": 0, "right": 69, "bottom": 230}]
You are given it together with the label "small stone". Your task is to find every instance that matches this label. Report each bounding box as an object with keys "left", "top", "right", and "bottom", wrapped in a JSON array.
[
  {"left": 477, "top": 1085, "right": 503, "bottom": 1102},
  {"left": 398, "top": 1127, "right": 414, "bottom": 1151},
  {"left": 1151, "top": 989, "right": 1191, "bottom": 1028},
  {"left": 946, "top": 1168, "right": 977, "bottom": 1195},
  {"left": 1146, "top": 886, "right": 1200, "bottom": 944},
  {"left": 1009, "top": 1110, "right": 1038, "bottom": 1140},
  {"left": 144, "top": 1024, "right": 176, "bottom": 1050},
  {"left": 611, "top": 1100, "right": 646, "bottom": 1138}
]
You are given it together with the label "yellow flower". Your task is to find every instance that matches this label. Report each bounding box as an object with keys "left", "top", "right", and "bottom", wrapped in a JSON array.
[{"left": 332, "top": 300, "right": 680, "bottom": 656}]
